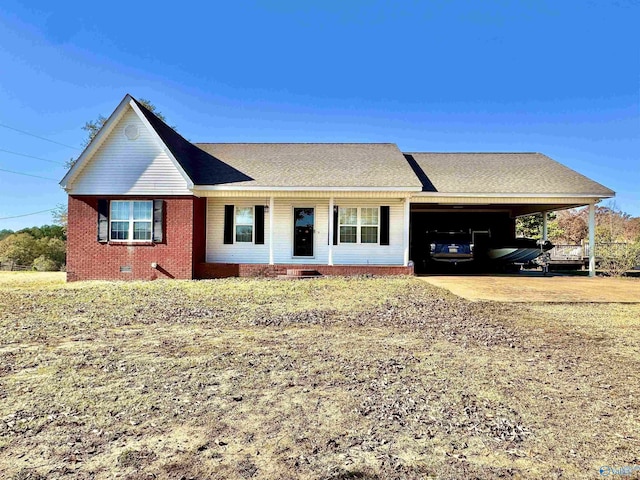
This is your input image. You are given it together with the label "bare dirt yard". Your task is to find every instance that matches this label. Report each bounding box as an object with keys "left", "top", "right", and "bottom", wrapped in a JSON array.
[
  {"left": 0, "top": 272, "right": 639, "bottom": 479},
  {"left": 421, "top": 273, "right": 640, "bottom": 303}
]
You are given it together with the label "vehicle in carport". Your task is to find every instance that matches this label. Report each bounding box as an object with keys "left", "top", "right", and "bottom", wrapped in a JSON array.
[
  {"left": 428, "top": 231, "right": 475, "bottom": 266},
  {"left": 426, "top": 229, "right": 553, "bottom": 269}
]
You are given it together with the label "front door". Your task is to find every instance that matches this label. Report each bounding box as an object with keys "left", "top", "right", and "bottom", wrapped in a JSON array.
[{"left": 293, "top": 207, "right": 314, "bottom": 257}]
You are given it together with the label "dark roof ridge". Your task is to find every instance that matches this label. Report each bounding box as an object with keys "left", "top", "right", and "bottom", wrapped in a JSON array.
[{"left": 132, "top": 98, "right": 254, "bottom": 185}]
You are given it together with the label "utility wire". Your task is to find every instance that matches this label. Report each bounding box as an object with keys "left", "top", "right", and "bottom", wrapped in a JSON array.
[
  {"left": 0, "top": 167, "right": 58, "bottom": 181},
  {"left": 0, "top": 122, "right": 80, "bottom": 150},
  {"left": 0, "top": 208, "right": 56, "bottom": 220},
  {"left": 0, "top": 148, "right": 65, "bottom": 165}
]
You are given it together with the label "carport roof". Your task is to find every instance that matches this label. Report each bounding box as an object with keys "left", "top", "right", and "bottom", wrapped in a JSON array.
[{"left": 405, "top": 152, "right": 615, "bottom": 196}]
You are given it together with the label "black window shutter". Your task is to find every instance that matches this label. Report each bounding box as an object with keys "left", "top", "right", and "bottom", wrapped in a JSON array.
[
  {"left": 97, "top": 199, "right": 109, "bottom": 242},
  {"left": 255, "top": 205, "right": 265, "bottom": 244},
  {"left": 224, "top": 205, "right": 234, "bottom": 244},
  {"left": 380, "top": 206, "right": 390, "bottom": 245},
  {"left": 153, "top": 200, "right": 164, "bottom": 243},
  {"left": 332, "top": 206, "right": 339, "bottom": 245}
]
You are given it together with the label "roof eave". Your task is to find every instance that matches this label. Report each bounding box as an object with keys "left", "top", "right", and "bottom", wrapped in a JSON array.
[
  {"left": 128, "top": 99, "right": 195, "bottom": 190},
  {"left": 60, "top": 94, "right": 134, "bottom": 189},
  {"left": 413, "top": 191, "right": 615, "bottom": 199},
  {"left": 60, "top": 95, "right": 196, "bottom": 192},
  {"left": 192, "top": 185, "right": 422, "bottom": 192}
]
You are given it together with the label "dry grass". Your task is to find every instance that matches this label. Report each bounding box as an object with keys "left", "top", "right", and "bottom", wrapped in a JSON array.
[
  {"left": 421, "top": 274, "right": 640, "bottom": 302},
  {"left": 0, "top": 271, "right": 66, "bottom": 288},
  {"left": 0, "top": 272, "right": 638, "bottom": 479}
]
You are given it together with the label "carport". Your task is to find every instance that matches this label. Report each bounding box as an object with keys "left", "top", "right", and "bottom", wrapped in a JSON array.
[{"left": 405, "top": 153, "right": 615, "bottom": 275}]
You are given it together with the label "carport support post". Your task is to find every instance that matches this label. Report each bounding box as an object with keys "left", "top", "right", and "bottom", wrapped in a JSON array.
[
  {"left": 403, "top": 197, "right": 410, "bottom": 266},
  {"left": 269, "top": 196, "right": 274, "bottom": 265},
  {"left": 588, "top": 203, "right": 596, "bottom": 277},
  {"left": 542, "top": 212, "right": 548, "bottom": 242},
  {"left": 328, "top": 197, "right": 334, "bottom": 266}
]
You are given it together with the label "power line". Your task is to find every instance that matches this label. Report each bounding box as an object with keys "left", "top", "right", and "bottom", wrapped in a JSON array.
[
  {"left": 0, "top": 148, "right": 65, "bottom": 165},
  {"left": 0, "top": 122, "right": 80, "bottom": 150},
  {"left": 0, "top": 208, "right": 56, "bottom": 220},
  {"left": 0, "top": 167, "right": 58, "bottom": 181}
]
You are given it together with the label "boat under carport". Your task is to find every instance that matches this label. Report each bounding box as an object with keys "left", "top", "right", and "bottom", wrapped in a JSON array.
[{"left": 404, "top": 152, "right": 615, "bottom": 275}]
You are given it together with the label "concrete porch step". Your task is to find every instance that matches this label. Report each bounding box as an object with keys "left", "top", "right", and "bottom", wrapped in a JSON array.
[{"left": 277, "top": 269, "right": 323, "bottom": 279}]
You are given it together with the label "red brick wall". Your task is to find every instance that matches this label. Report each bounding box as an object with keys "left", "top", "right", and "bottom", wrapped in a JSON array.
[
  {"left": 67, "top": 196, "right": 199, "bottom": 281},
  {"left": 195, "top": 263, "right": 414, "bottom": 279}
]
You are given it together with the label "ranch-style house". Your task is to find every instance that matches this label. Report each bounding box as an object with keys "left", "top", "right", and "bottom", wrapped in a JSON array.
[{"left": 60, "top": 95, "right": 614, "bottom": 281}]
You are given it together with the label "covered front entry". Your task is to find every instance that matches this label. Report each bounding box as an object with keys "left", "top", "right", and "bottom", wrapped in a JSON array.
[{"left": 293, "top": 207, "right": 315, "bottom": 257}]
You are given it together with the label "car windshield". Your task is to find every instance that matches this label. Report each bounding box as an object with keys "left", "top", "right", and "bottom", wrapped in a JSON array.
[{"left": 432, "top": 233, "right": 470, "bottom": 244}]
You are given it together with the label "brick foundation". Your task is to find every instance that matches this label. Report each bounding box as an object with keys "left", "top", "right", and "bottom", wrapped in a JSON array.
[
  {"left": 67, "top": 195, "right": 206, "bottom": 281},
  {"left": 195, "top": 263, "right": 414, "bottom": 279}
]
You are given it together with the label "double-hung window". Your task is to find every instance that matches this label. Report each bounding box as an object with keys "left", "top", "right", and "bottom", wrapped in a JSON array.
[
  {"left": 235, "top": 207, "right": 254, "bottom": 242},
  {"left": 339, "top": 208, "right": 357, "bottom": 243},
  {"left": 360, "top": 207, "right": 379, "bottom": 243},
  {"left": 109, "top": 201, "right": 153, "bottom": 241},
  {"left": 338, "top": 207, "right": 379, "bottom": 244}
]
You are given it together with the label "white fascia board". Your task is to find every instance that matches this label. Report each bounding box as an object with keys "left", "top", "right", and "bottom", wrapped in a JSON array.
[
  {"left": 412, "top": 192, "right": 614, "bottom": 199},
  {"left": 60, "top": 94, "right": 133, "bottom": 190},
  {"left": 128, "top": 99, "right": 195, "bottom": 190},
  {"left": 513, "top": 207, "right": 577, "bottom": 218},
  {"left": 192, "top": 185, "right": 422, "bottom": 192}
]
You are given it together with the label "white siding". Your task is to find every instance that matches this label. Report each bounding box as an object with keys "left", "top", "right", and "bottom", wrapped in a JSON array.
[
  {"left": 206, "top": 197, "right": 405, "bottom": 265},
  {"left": 332, "top": 199, "right": 405, "bottom": 265},
  {"left": 272, "top": 199, "right": 329, "bottom": 264},
  {"left": 68, "top": 107, "right": 190, "bottom": 195},
  {"left": 206, "top": 198, "right": 270, "bottom": 263}
]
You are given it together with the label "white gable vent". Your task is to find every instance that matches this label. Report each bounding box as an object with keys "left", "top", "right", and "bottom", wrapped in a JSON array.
[{"left": 124, "top": 124, "right": 140, "bottom": 140}]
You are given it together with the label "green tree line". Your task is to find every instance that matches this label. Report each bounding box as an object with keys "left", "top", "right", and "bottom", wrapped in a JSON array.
[{"left": 0, "top": 225, "right": 66, "bottom": 271}]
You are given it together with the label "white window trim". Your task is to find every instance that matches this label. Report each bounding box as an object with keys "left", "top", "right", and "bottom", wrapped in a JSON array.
[
  {"left": 338, "top": 206, "right": 380, "bottom": 245},
  {"left": 360, "top": 207, "right": 380, "bottom": 244},
  {"left": 338, "top": 207, "right": 358, "bottom": 245},
  {"left": 234, "top": 206, "right": 254, "bottom": 243},
  {"left": 109, "top": 200, "right": 153, "bottom": 242}
]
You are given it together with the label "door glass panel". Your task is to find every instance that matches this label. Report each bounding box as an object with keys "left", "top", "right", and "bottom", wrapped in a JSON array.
[{"left": 294, "top": 208, "right": 314, "bottom": 257}]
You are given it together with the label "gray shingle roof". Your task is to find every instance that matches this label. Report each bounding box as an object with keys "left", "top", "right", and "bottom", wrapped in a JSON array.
[
  {"left": 134, "top": 97, "right": 613, "bottom": 196},
  {"left": 194, "top": 143, "right": 423, "bottom": 188},
  {"left": 406, "top": 152, "right": 614, "bottom": 196}
]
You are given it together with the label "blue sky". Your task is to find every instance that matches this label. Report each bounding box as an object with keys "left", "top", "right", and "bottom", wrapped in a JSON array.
[{"left": 1, "top": 0, "right": 638, "bottom": 231}]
